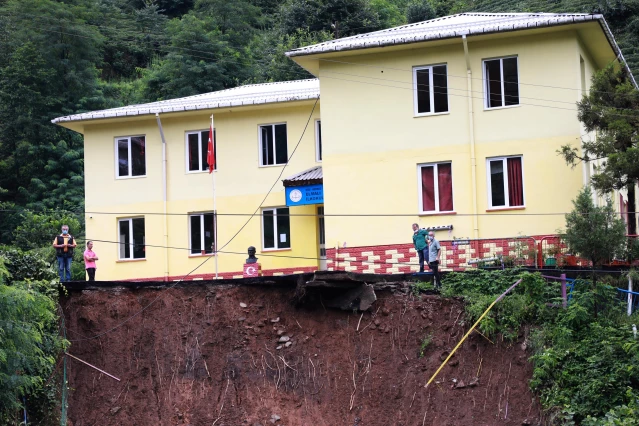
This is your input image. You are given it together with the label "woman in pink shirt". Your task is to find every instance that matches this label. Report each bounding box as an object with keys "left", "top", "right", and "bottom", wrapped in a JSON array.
[{"left": 84, "top": 241, "right": 99, "bottom": 281}]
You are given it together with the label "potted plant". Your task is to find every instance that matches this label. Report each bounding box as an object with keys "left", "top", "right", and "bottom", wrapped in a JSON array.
[{"left": 544, "top": 246, "right": 562, "bottom": 267}]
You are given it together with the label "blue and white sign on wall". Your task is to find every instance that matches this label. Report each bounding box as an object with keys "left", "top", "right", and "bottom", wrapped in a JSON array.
[{"left": 285, "top": 184, "right": 324, "bottom": 206}]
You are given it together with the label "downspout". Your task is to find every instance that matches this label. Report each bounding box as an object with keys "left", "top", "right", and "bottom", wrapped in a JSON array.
[
  {"left": 155, "top": 113, "right": 170, "bottom": 282},
  {"left": 463, "top": 35, "right": 480, "bottom": 240}
]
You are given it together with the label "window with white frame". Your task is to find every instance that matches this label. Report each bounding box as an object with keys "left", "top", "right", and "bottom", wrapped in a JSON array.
[
  {"left": 315, "top": 120, "right": 322, "bottom": 162},
  {"left": 189, "top": 212, "right": 216, "bottom": 255},
  {"left": 487, "top": 156, "right": 524, "bottom": 209},
  {"left": 413, "top": 64, "right": 449, "bottom": 115},
  {"left": 259, "top": 124, "right": 287, "bottom": 166},
  {"left": 418, "top": 162, "right": 454, "bottom": 213},
  {"left": 116, "top": 136, "right": 146, "bottom": 178},
  {"left": 484, "top": 57, "right": 519, "bottom": 109},
  {"left": 118, "top": 217, "right": 145, "bottom": 260},
  {"left": 262, "top": 207, "right": 290, "bottom": 250},
  {"left": 186, "top": 129, "right": 216, "bottom": 172}
]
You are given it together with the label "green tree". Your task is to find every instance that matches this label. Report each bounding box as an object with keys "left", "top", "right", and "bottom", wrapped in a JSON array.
[
  {"left": 248, "top": 28, "right": 331, "bottom": 82},
  {"left": 139, "top": 20, "right": 246, "bottom": 100},
  {"left": 0, "top": 258, "right": 65, "bottom": 424},
  {"left": 558, "top": 64, "right": 639, "bottom": 235},
  {"left": 13, "top": 211, "right": 82, "bottom": 251},
  {"left": 561, "top": 187, "right": 626, "bottom": 281},
  {"left": 280, "top": 0, "right": 384, "bottom": 38},
  {"left": 405, "top": 0, "right": 435, "bottom": 24}
]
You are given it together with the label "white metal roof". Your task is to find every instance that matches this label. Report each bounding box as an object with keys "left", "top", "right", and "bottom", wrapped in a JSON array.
[
  {"left": 51, "top": 79, "right": 319, "bottom": 124},
  {"left": 284, "top": 166, "right": 323, "bottom": 182},
  {"left": 286, "top": 13, "right": 607, "bottom": 57}
]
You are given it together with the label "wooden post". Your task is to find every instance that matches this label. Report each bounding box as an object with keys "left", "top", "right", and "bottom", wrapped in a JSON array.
[{"left": 561, "top": 273, "right": 567, "bottom": 308}]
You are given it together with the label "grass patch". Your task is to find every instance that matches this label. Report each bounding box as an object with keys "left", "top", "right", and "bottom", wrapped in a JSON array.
[{"left": 418, "top": 333, "right": 433, "bottom": 358}]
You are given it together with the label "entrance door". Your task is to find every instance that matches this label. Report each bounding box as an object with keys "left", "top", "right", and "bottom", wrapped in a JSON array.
[{"left": 318, "top": 206, "right": 327, "bottom": 271}]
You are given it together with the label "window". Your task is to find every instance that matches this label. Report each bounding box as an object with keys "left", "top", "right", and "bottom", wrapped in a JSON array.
[
  {"left": 116, "top": 136, "right": 146, "bottom": 178},
  {"left": 315, "top": 120, "right": 322, "bottom": 162},
  {"left": 484, "top": 57, "right": 519, "bottom": 108},
  {"left": 118, "top": 218, "right": 145, "bottom": 260},
  {"left": 262, "top": 207, "right": 290, "bottom": 250},
  {"left": 186, "top": 130, "right": 216, "bottom": 172},
  {"left": 189, "top": 213, "right": 216, "bottom": 255},
  {"left": 259, "top": 124, "right": 287, "bottom": 166},
  {"left": 413, "top": 64, "right": 449, "bottom": 115},
  {"left": 418, "top": 162, "right": 454, "bottom": 213},
  {"left": 487, "top": 156, "right": 524, "bottom": 208}
]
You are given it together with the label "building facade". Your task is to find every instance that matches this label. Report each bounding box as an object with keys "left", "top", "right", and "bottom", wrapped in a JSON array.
[{"left": 53, "top": 13, "right": 634, "bottom": 280}]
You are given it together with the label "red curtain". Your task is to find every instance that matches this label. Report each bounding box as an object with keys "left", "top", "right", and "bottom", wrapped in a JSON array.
[
  {"left": 421, "top": 166, "right": 435, "bottom": 211},
  {"left": 438, "top": 163, "right": 453, "bottom": 211},
  {"left": 507, "top": 157, "right": 524, "bottom": 206}
]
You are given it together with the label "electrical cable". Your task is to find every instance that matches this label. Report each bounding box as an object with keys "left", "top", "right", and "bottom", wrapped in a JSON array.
[
  {"left": 2, "top": 9, "right": 638, "bottom": 100},
  {"left": 64, "top": 95, "right": 319, "bottom": 342},
  {"left": 0, "top": 208, "right": 635, "bottom": 217}
]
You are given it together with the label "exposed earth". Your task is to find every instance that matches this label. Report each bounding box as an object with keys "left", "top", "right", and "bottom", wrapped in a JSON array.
[{"left": 62, "top": 281, "right": 542, "bottom": 425}]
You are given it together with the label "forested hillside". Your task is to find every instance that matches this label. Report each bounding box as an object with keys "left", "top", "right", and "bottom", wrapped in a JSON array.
[{"left": 0, "top": 0, "right": 638, "bottom": 235}]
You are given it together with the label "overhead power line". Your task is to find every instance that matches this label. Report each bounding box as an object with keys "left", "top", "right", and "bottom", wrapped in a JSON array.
[
  {"left": 3, "top": 9, "right": 638, "bottom": 101},
  {"left": 63, "top": 96, "right": 320, "bottom": 342}
]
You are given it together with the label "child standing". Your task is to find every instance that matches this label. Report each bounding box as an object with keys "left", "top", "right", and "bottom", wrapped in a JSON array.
[{"left": 84, "top": 241, "right": 99, "bottom": 281}]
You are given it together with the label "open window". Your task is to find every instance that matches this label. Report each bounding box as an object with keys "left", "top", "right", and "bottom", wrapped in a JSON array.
[
  {"left": 259, "top": 124, "right": 287, "bottom": 166},
  {"left": 118, "top": 217, "right": 145, "bottom": 260},
  {"left": 186, "top": 129, "right": 216, "bottom": 172},
  {"left": 315, "top": 120, "right": 322, "bottom": 162},
  {"left": 116, "top": 136, "right": 146, "bottom": 178},
  {"left": 413, "top": 64, "right": 449, "bottom": 116},
  {"left": 484, "top": 57, "right": 519, "bottom": 109},
  {"left": 189, "top": 212, "right": 216, "bottom": 255}
]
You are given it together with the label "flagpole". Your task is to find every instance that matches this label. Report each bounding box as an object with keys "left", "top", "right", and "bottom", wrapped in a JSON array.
[{"left": 211, "top": 114, "right": 218, "bottom": 280}]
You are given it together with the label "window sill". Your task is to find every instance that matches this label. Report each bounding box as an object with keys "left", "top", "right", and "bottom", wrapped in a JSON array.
[
  {"left": 260, "top": 248, "right": 292, "bottom": 253},
  {"left": 483, "top": 104, "right": 521, "bottom": 112},
  {"left": 116, "top": 175, "right": 147, "bottom": 180},
  {"left": 419, "top": 211, "right": 457, "bottom": 216},
  {"left": 116, "top": 258, "right": 147, "bottom": 263},
  {"left": 186, "top": 170, "right": 217, "bottom": 174},
  {"left": 188, "top": 253, "right": 216, "bottom": 258},
  {"left": 486, "top": 206, "right": 525, "bottom": 212},
  {"left": 259, "top": 163, "right": 287, "bottom": 169},
  {"left": 413, "top": 111, "right": 450, "bottom": 118}
]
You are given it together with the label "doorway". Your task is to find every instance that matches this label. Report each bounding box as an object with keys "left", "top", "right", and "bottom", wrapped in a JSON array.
[{"left": 317, "top": 206, "right": 327, "bottom": 271}]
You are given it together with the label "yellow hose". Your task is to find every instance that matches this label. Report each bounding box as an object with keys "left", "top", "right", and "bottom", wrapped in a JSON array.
[{"left": 425, "top": 278, "right": 523, "bottom": 389}]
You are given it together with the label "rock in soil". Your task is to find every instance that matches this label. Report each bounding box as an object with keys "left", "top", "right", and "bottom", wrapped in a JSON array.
[{"left": 61, "top": 284, "right": 543, "bottom": 426}]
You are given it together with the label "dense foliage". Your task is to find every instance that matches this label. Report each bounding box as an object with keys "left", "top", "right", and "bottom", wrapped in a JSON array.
[
  {"left": 432, "top": 269, "right": 639, "bottom": 425},
  {"left": 1, "top": 0, "right": 639, "bottom": 245},
  {"left": 0, "top": 256, "right": 66, "bottom": 424},
  {"left": 559, "top": 64, "right": 639, "bottom": 235},
  {"left": 562, "top": 186, "right": 627, "bottom": 270}
]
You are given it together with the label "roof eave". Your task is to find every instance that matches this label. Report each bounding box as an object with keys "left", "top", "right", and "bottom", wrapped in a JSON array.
[
  {"left": 285, "top": 15, "right": 602, "bottom": 58},
  {"left": 51, "top": 93, "right": 320, "bottom": 126}
]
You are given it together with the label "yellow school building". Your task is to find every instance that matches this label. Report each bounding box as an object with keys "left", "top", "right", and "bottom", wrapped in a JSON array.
[{"left": 53, "top": 13, "right": 634, "bottom": 280}]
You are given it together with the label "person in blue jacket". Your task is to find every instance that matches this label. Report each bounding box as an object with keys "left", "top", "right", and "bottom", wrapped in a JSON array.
[{"left": 412, "top": 223, "right": 428, "bottom": 273}]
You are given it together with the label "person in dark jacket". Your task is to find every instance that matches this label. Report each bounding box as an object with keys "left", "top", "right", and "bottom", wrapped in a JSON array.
[
  {"left": 412, "top": 223, "right": 428, "bottom": 273},
  {"left": 52, "top": 225, "right": 77, "bottom": 282}
]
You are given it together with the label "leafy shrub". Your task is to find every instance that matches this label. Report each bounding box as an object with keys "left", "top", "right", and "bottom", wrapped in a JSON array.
[
  {"left": 0, "top": 246, "right": 57, "bottom": 283},
  {"left": 442, "top": 269, "right": 550, "bottom": 340},
  {"left": 530, "top": 284, "right": 639, "bottom": 423},
  {"left": 13, "top": 210, "right": 82, "bottom": 251},
  {"left": 0, "top": 259, "right": 66, "bottom": 424}
]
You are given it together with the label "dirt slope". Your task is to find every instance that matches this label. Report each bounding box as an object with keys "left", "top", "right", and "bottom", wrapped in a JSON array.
[{"left": 62, "top": 284, "right": 541, "bottom": 426}]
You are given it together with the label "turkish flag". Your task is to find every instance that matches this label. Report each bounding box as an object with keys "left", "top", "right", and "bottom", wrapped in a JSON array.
[{"left": 207, "top": 126, "right": 215, "bottom": 174}]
